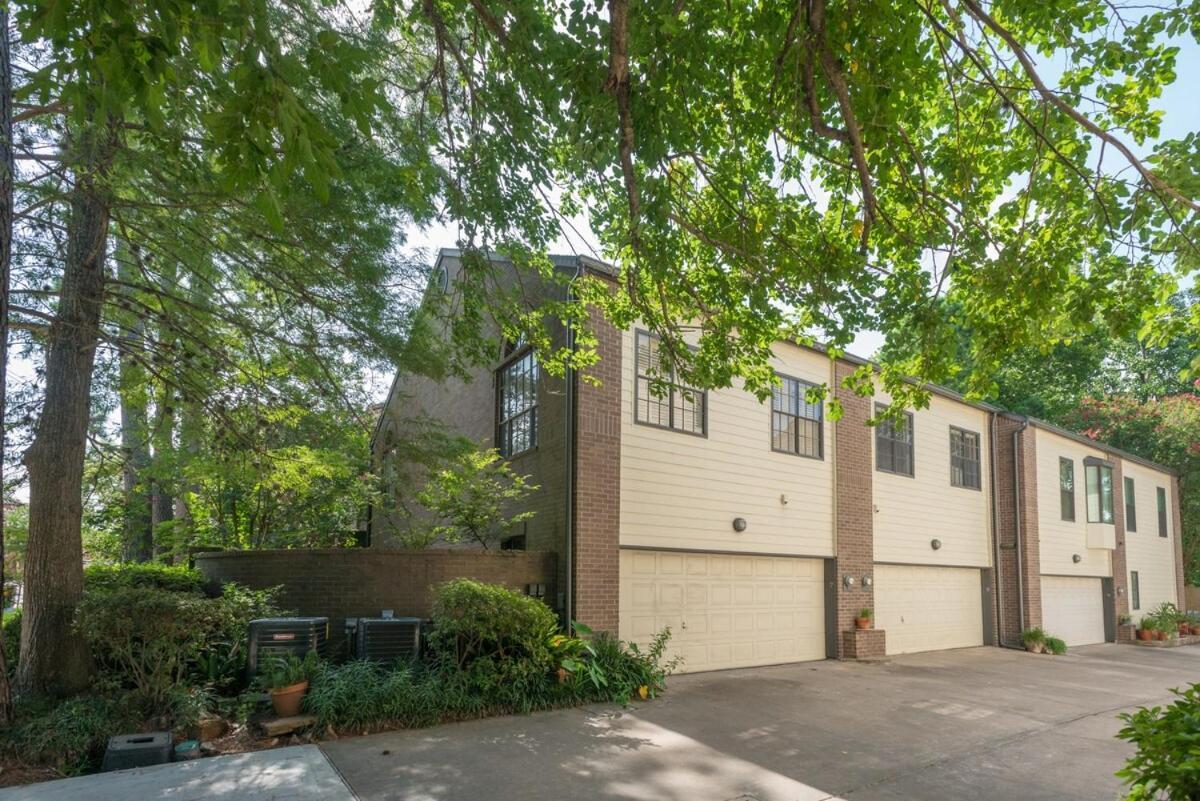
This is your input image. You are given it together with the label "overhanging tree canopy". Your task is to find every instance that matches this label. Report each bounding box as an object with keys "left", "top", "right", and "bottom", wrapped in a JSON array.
[{"left": 415, "top": 0, "right": 1199, "bottom": 411}]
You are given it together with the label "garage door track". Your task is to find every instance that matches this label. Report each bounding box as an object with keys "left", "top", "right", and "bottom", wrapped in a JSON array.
[{"left": 322, "top": 643, "right": 1200, "bottom": 801}]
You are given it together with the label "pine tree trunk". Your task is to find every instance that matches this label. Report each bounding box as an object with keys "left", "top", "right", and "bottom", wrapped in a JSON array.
[
  {"left": 17, "top": 137, "right": 111, "bottom": 696},
  {"left": 0, "top": 2, "right": 16, "bottom": 723},
  {"left": 117, "top": 243, "right": 152, "bottom": 562}
]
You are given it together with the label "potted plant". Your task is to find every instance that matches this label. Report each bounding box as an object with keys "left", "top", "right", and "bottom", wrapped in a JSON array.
[
  {"left": 855, "top": 608, "right": 872, "bottom": 630},
  {"left": 259, "top": 652, "right": 319, "bottom": 717},
  {"left": 1021, "top": 627, "right": 1047, "bottom": 654},
  {"left": 1188, "top": 613, "right": 1200, "bottom": 637},
  {"left": 1137, "top": 618, "right": 1155, "bottom": 641},
  {"left": 1044, "top": 635, "right": 1067, "bottom": 656}
]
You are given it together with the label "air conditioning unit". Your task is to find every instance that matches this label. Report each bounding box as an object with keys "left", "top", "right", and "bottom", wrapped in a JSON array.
[
  {"left": 247, "top": 617, "right": 329, "bottom": 676},
  {"left": 355, "top": 617, "right": 423, "bottom": 663}
]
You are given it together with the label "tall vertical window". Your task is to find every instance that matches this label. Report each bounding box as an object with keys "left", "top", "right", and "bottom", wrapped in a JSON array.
[
  {"left": 1085, "top": 461, "right": 1114, "bottom": 524},
  {"left": 1124, "top": 476, "right": 1137, "bottom": 532},
  {"left": 771, "top": 375, "right": 822, "bottom": 458},
  {"left": 949, "top": 427, "right": 981, "bottom": 489},
  {"left": 634, "top": 330, "right": 705, "bottom": 435},
  {"left": 1158, "top": 487, "right": 1169, "bottom": 537},
  {"left": 1130, "top": 570, "right": 1140, "bottom": 611},
  {"left": 1059, "top": 458, "right": 1075, "bottom": 521},
  {"left": 496, "top": 350, "right": 537, "bottom": 457},
  {"left": 875, "top": 404, "right": 914, "bottom": 477}
]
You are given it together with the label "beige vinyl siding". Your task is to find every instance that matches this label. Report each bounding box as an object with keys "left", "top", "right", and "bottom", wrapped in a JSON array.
[
  {"left": 871, "top": 390, "right": 993, "bottom": 567},
  {"left": 1122, "top": 461, "right": 1179, "bottom": 621},
  {"left": 619, "top": 330, "right": 834, "bottom": 557},
  {"left": 1035, "top": 427, "right": 1112, "bottom": 578}
]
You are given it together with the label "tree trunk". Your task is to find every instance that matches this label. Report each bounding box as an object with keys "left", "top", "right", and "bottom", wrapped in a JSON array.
[
  {"left": 150, "top": 262, "right": 176, "bottom": 558},
  {"left": 17, "top": 135, "right": 111, "bottom": 696},
  {"left": 117, "top": 242, "right": 153, "bottom": 562},
  {"left": 0, "top": 2, "right": 16, "bottom": 723}
]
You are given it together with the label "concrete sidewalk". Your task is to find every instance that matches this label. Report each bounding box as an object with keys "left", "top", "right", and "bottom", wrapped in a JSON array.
[{"left": 0, "top": 746, "right": 355, "bottom": 801}]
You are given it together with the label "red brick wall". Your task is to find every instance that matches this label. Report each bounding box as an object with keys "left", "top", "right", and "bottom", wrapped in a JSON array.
[
  {"left": 572, "top": 305, "right": 622, "bottom": 632},
  {"left": 1174, "top": 476, "right": 1186, "bottom": 609},
  {"left": 194, "top": 549, "right": 556, "bottom": 628},
  {"left": 1110, "top": 459, "right": 1131, "bottom": 625},
  {"left": 832, "top": 361, "right": 876, "bottom": 658},
  {"left": 994, "top": 417, "right": 1042, "bottom": 643}
]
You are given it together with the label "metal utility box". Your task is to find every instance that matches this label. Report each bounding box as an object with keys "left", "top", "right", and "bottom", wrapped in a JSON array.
[
  {"left": 246, "top": 617, "right": 329, "bottom": 676},
  {"left": 355, "top": 616, "right": 423, "bottom": 663},
  {"left": 101, "top": 732, "right": 172, "bottom": 772}
]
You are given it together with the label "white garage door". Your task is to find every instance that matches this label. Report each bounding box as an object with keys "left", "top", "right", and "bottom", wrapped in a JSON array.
[
  {"left": 619, "top": 549, "right": 826, "bottom": 673},
  {"left": 1041, "top": 575, "right": 1106, "bottom": 646},
  {"left": 874, "top": 565, "right": 984, "bottom": 655}
]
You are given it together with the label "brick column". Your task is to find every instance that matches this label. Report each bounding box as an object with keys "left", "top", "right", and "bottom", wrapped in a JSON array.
[
  {"left": 571, "top": 307, "right": 622, "bottom": 633},
  {"left": 832, "top": 362, "right": 879, "bottom": 658},
  {"left": 1173, "top": 476, "right": 1186, "bottom": 610},
  {"left": 1110, "top": 458, "right": 1131, "bottom": 632},
  {"left": 994, "top": 417, "right": 1042, "bottom": 644}
]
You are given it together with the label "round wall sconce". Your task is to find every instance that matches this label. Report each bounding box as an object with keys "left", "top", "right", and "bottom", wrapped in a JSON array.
[
  {"left": 1117, "top": 587, "right": 1125, "bottom": 596},
  {"left": 930, "top": 538, "right": 942, "bottom": 550},
  {"left": 843, "top": 574, "right": 856, "bottom": 589},
  {"left": 1072, "top": 553, "right": 1082, "bottom": 563},
  {"left": 862, "top": 576, "right": 873, "bottom": 588},
  {"left": 732, "top": 517, "right": 748, "bottom": 532}
]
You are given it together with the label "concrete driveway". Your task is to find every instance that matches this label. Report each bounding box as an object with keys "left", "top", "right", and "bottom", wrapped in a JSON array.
[{"left": 322, "top": 643, "right": 1200, "bottom": 801}]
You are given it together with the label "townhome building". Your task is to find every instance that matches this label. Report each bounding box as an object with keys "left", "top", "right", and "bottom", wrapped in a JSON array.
[{"left": 372, "top": 249, "right": 1185, "bottom": 672}]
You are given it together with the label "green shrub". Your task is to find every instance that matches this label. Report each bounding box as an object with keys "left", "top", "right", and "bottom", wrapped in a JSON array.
[
  {"left": 84, "top": 563, "right": 206, "bottom": 594},
  {"left": 3, "top": 609, "right": 19, "bottom": 677},
  {"left": 8, "top": 695, "right": 139, "bottom": 775},
  {"left": 1117, "top": 684, "right": 1200, "bottom": 800},
  {"left": 1021, "top": 627, "right": 1046, "bottom": 646},
  {"left": 427, "top": 579, "right": 559, "bottom": 707},
  {"left": 305, "top": 660, "right": 484, "bottom": 731},
  {"left": 1044, "top": 636, "right": 1068, "bottom": 655},
  {"left": 76, "top": 582, "right": 280, "bottom": 708},
  {"left": 563, "top": 624, "right": 679, "bottom": 704}
]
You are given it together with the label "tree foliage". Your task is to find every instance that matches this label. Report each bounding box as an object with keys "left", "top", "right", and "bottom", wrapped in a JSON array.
[{"left": 413, "top": 449, "right": 537, "bottom": 549}]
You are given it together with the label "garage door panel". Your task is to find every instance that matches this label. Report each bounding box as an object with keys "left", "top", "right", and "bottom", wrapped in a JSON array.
[
  {"left": 1041, "top": 576, "right": 1105, "bottom": 646},
  {"left": 875, "top": 565, "right": 984, "bottom": 655},
  {"left": 620, "top": 550, "right": 826, "bottom": 673}
]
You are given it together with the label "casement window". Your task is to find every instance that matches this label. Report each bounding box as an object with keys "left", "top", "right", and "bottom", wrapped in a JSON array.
[
  {"left": 1085, "top": 460, "right": 1114, "bottom": 524},
  {"left": 949, "top": 427, "right": 981, "bottom": 490},
  {"left": 771, "top": 375, "right": 823, "bottom": 459},
  {"left": 875, "top": 404, "right": 914, "bottom": 477},
  {"left": 634, "top": 330, "right": 706, "bottom": 436},
  {"left": 1059, "top": 458, "right": 1075, "bottom": 521},
  {"left": 496, "top": 349, "right": 538, "bottom": 457},
  {"left": 1124, "top": 476, "right": 1137, "bottom": 532},
  {"left": 1130, "top": 570, "right": 1140, "bottom": 611},
  {"left": 1158, "top": 487, "right": 1169, "bottom": 537}
]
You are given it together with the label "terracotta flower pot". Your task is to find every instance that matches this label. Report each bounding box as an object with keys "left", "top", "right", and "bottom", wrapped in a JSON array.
[
  {"left": 1180, "top": 622, "right": 1191, "bottom": 635},
  {"left": 855, "top": 617, "right": 871, "bottom": 630},
  {"left": 1156, "top": 630, "right": 1168, "bottom": 641},
  {"left": 1025, "top": 642, "right": 1045, "bottom": 654},
  {"left": 1137, "top": 629, "right": 1153, "bottom": 641},
  {"left": 1190, "top": 625, "right": 1200, "bottom": 636},
  {"left": 269, "top": 680, "right": 309, "bottom": 717}
]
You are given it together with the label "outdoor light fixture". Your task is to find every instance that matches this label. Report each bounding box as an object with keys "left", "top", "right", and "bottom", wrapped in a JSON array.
[
  {"left": 1072, "top": 553, "right": 1082, "bottom": 563},
  {"left": 930, "top": 538, "right": 942, "bottom": 550},
  {"left": 862, "top": 576, "right": 873, "bottom": 588},
  {"left": 843, "top": 574, "right": 856, "bottom": 589},
  {"left": 732, "top": 517, "right": 748, "bottom": 532}
]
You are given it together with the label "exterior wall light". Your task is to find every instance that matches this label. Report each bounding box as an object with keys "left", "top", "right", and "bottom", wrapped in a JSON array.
[
  {"left": 843, "top": 574, "right": 856, "bottom": 589},
  {"left": 930, "top": 538, "right": 942, "bottom": 550},
  {"left": 732, "top": 517, "right": 748, "bottom": 532},
  {"left": 862, "top": 576, "right": 873, "bottom": 588},
  {"left": 1072, "top": 553, "right": 1082, "bottom": 563}
]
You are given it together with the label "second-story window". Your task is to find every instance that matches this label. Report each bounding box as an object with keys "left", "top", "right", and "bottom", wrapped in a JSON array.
[
  {"left": 634, "top": 330, "right": 706, "bottom": 436},
  {"left": 496, "top": 349, "right": 537, "bottom": 457},
  {"left": 1060, "top": 458, "right": 1075, "bottom": 521},
  {"left": 1124, "top": 476, "right": 1137, "bottom": 532},
  {"left": 1085, "top": 460, "right": 1114, "bottom": 524},
  {"left": 771, "top": 375, "right": 823, "bottom": 458},
  {"left": 875, "top": 404, "right": 914, "bottom": 477},
  {"left": 949, "top": 427, "right": 981, "bottom": 489},
  {"left": 1158, "top": 486, "right": 1169, "bottom": 537}
]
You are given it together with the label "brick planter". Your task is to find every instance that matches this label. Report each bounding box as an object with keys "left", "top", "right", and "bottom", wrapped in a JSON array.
[
  {"left": 1132, "top": 634, "right": 1200, "bottom": 649},
  {"left": 842, "top": 628, "right": 886, "bottom": 660}
]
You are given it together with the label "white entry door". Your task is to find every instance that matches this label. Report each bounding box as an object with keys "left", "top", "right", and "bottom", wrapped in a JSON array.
[
  {"left": 618, "top": 549, "right": 826, "bottom": 673},
  {"left": 1041, "top": 575, "right": 1106, "bottom": 646}
]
